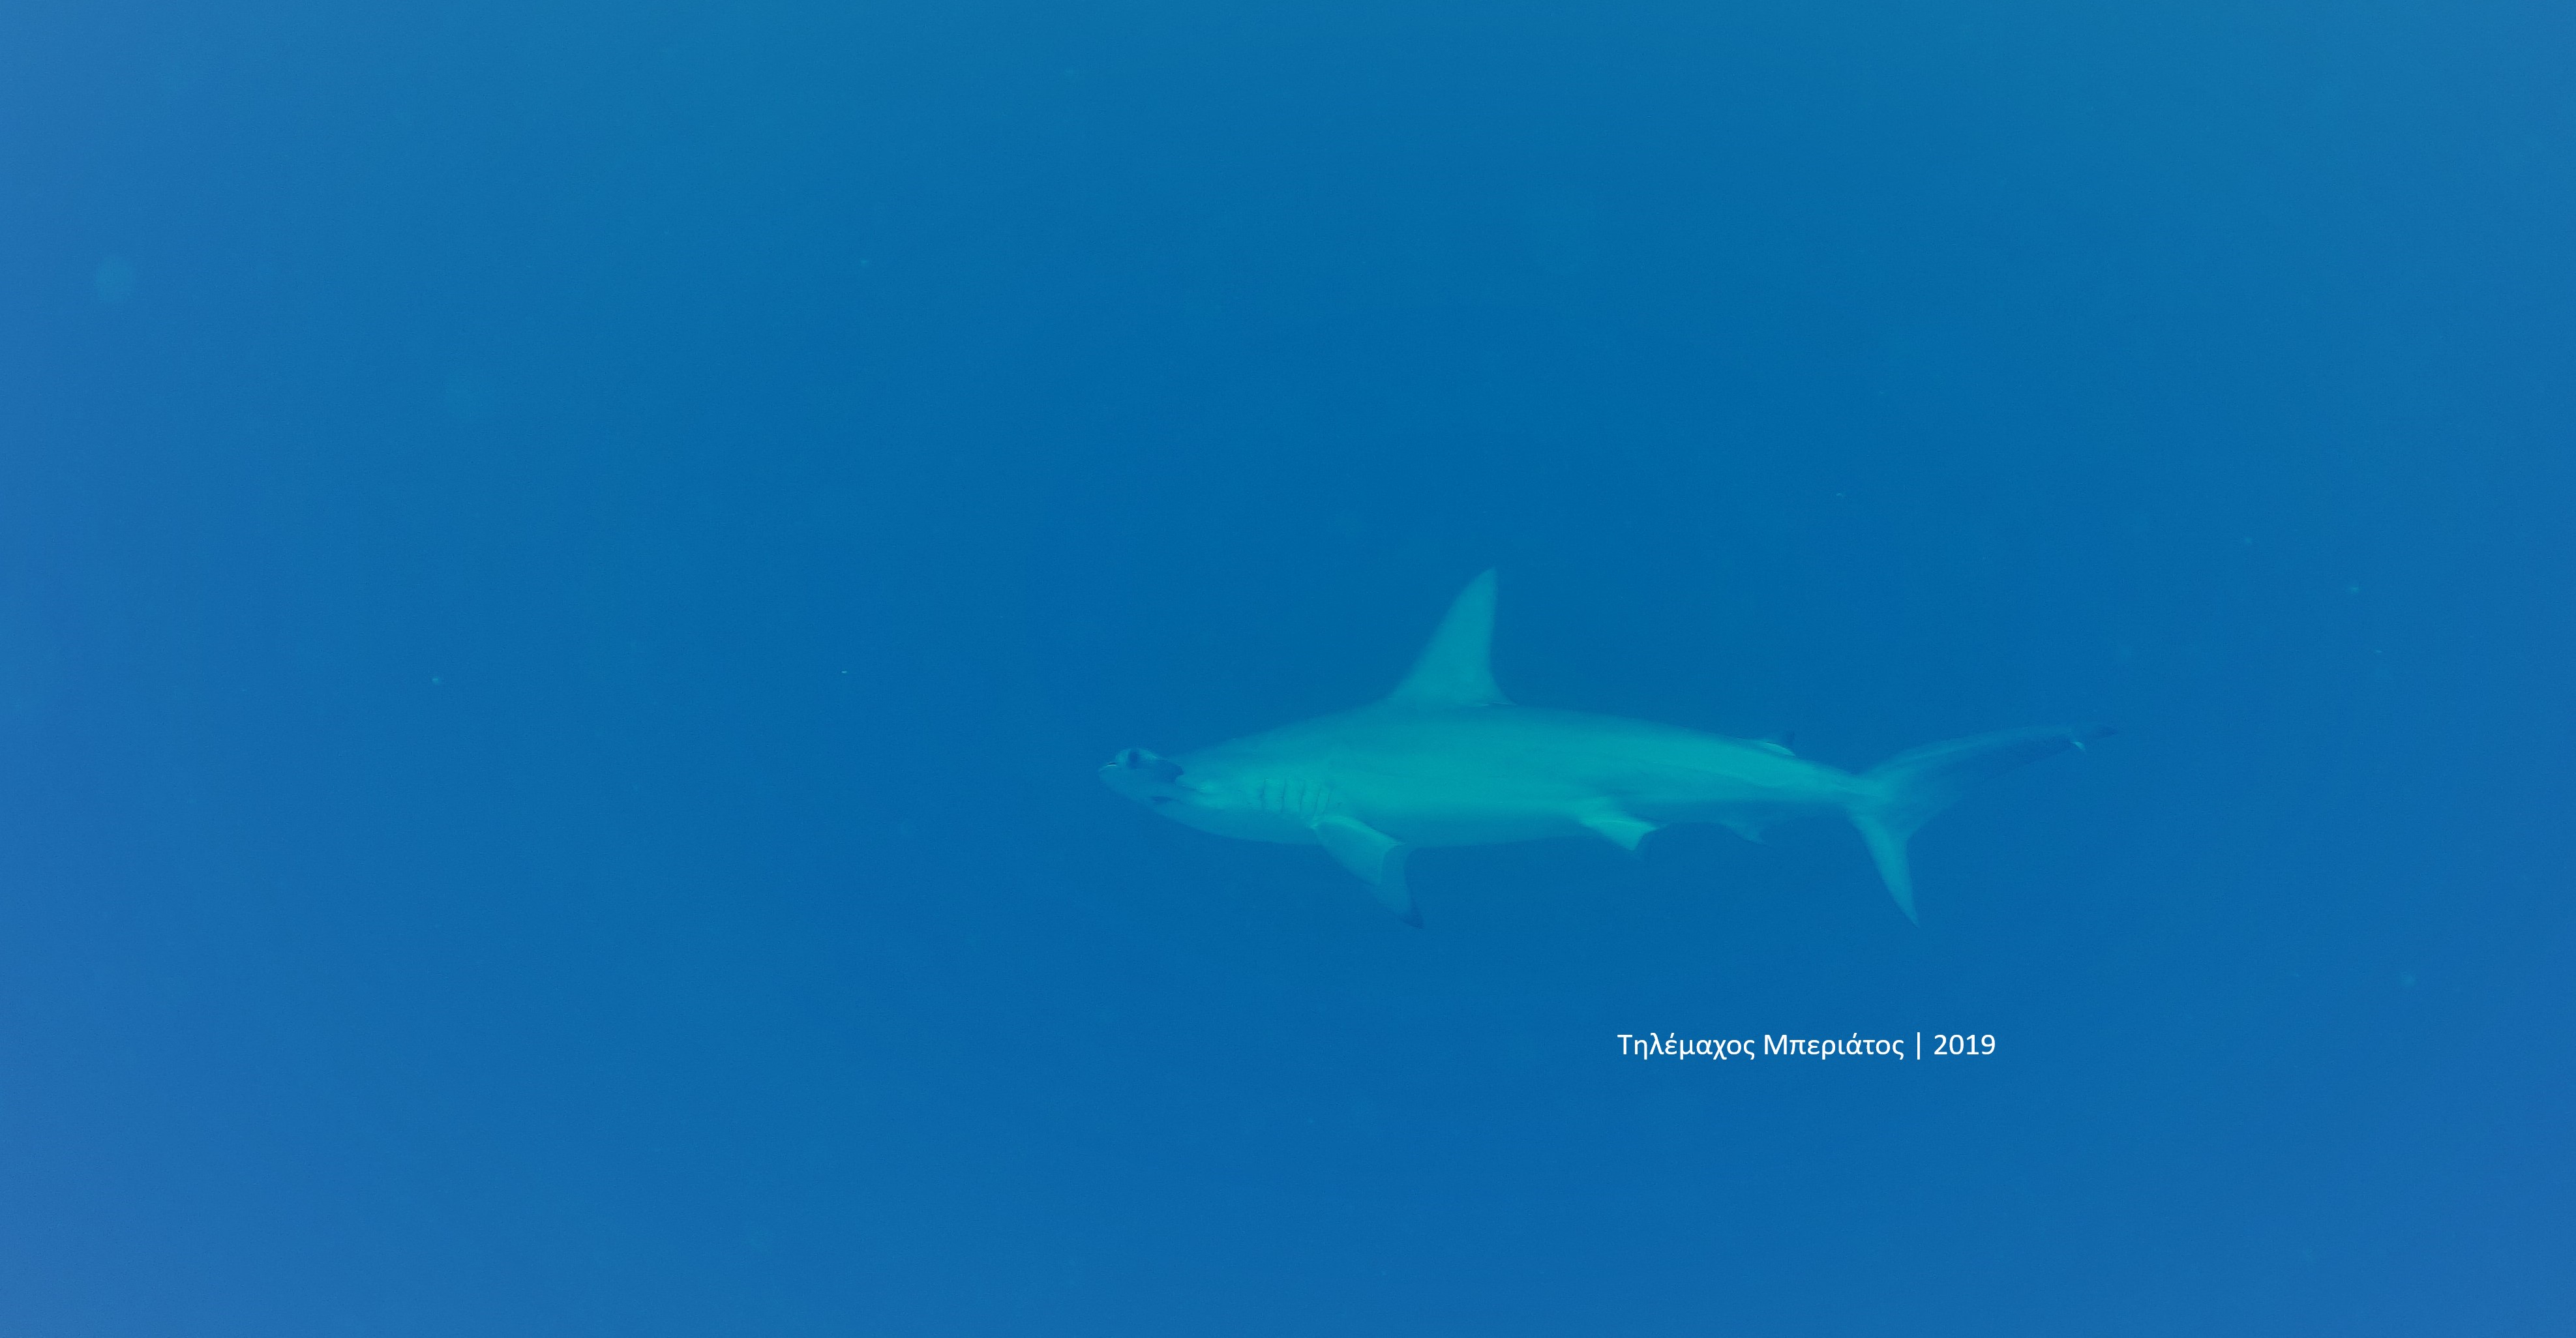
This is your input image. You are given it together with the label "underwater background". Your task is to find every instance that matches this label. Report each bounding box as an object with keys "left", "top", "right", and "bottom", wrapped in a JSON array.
[{"left": 5, "top": 1, "right": 2571, "bottom": 1332}]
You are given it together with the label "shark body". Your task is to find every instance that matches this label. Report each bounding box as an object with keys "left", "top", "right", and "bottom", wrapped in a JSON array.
[{"left": 1101, "top": 572, "right": 2106, "bottom": 925}]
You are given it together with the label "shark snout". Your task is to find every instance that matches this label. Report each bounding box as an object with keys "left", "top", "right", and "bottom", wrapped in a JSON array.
[
  {"left": 1105, "top": 747, "right": 1180, "bottom": 779},
  {"left": 1100, "top": 748, "right": 1188, "bottom": 807}
]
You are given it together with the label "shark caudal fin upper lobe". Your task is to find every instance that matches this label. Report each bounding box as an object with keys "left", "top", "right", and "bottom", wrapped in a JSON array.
[{"left": 1848, "top": 724, "right": 2114, "bottom": 922}]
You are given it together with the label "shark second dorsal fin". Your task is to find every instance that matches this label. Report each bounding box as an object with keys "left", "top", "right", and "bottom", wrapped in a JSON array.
[{"left": 1386, "top": 569, "right": 1510, "bottom": 709}]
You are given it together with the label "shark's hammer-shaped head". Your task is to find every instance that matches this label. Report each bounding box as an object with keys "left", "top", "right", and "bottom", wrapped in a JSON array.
[
  {"left": 1100, "top": 745, "right": 1324, "bottom": 842},
  {"left": 1100, "top": 747, "right": 1188, "bottom": 808},
  {"left": 1102, "top": 742, "right": 1210, "bottom": 825}
]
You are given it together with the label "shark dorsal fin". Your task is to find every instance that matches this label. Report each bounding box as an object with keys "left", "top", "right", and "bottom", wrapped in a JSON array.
[{"left": 1386, "top": 569, "right": 1510, "bottom": 709}]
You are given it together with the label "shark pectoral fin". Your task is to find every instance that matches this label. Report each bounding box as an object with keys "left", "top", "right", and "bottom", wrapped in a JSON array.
[
  {"left": 1310, "top": 815, "right": 1420, "bottom": 926},
  {"left": 1722, "top": 818, "right": 1769, "bottom": 844},
  {"left": 1580, "top": 809, "right": 1660, "bottom": 855}
]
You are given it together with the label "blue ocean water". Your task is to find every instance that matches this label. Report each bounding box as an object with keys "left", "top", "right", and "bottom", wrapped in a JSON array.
[{"left": 5, "top": 1, "right": 2571, "bottom": 1331}]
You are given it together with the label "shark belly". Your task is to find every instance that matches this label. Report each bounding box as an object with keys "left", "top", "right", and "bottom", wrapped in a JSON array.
[
  {"left": 1345, "top": 786, "right": 1591, "bottom": 849},
  {"left": 1319, "top": 707, "right": 1852, "bottom": 848}
]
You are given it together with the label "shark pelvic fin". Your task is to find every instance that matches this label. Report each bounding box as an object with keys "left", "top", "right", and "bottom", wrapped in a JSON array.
[
  {"left": 1580, "top": 809, "right": 1660, "bottom": 854},
  {"left": 1386, "top": 569, "right": 1509, "bottom": 709},
  {"left": 1310, "top": 814, "right": 1420, "bottom": 926}
]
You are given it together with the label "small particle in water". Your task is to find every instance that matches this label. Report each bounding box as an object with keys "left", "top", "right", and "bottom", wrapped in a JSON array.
[
  {"left": 94, "top": 256, "right": 138, "bottom": 303},
  {"left": 430, "top": 676, "right": 443, "bottom": 685},
  {"left": 443, "top": 370, "right": 494, "bottom": 422},
  {"left": 2398, "top": 970, "right": 2416, "bottom": 988},
  {"left": 2348, "top": 584, "right": 2362, "bottom": 595}
]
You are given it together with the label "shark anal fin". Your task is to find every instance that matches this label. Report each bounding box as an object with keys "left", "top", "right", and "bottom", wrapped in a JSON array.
[
  {"left": 1386, "top": 570, "right": 1509, "bottom": 709},
  {"left": 1310, "top": 815, "right": 1420, "bottom": 926},
  {"left": 1580, "top": 809, "right": 1660, "bottom": 854}
]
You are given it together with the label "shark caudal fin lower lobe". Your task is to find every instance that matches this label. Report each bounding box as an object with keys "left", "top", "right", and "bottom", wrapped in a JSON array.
[{"left": 1848, "top": 724, "right": 2114, "bottom": 923}]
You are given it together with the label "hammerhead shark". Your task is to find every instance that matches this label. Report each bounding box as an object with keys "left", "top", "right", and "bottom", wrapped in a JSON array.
[{"left": 1101, "top": 571, "right": 2106, "bottom": 925}]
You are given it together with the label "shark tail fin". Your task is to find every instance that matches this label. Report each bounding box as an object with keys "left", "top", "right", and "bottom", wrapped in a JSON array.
[{"left": 1848, "top": 724, "right": 2114, "bottom": 923}]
